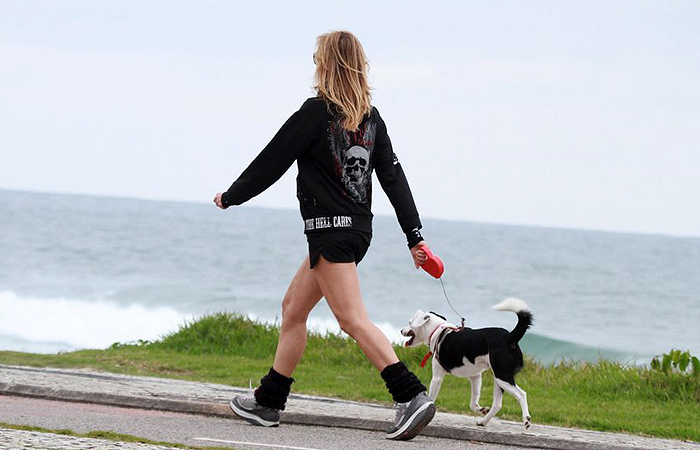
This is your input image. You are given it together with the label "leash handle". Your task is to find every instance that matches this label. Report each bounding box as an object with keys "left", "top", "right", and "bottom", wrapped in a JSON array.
[
  {"left": 420, "top": 244, "right": 445, "bottom": 279},
  {"left": 419, "top": 244, "right": 465, "bottom": 327}
]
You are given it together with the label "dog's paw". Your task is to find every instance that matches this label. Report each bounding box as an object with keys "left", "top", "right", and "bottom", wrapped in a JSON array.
[
  {"left": 476, "top": 419, "right": 487, "bottom": 427},
  {"left": 477, "top": 406, "right": 490, "bottom": 416},
  {"left": 524, "top": 416, "right": 531, "bottom": 429}
]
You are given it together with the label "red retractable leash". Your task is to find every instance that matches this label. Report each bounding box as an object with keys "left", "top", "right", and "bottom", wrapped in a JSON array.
[
  {"left": 417, "top": 244, "right": 466, "bottom": 368},
  {"left": 419, "top": 245, "right": 444, "bottom": 278},
  {"left": 418, "top": 244, "right": 466, "bottom": 328}
]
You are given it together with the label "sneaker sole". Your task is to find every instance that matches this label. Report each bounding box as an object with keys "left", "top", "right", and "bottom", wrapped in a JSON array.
[
  {"left": 229, "top": 399, "right": 280, "bottom": 427},
  {"left": 386, "top": 401, "right": 436, "bottom": 441}
]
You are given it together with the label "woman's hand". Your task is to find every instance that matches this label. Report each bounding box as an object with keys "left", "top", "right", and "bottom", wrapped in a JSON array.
[
  {"left": 213, "top": 193, "right": 227, "bottom": 210},
  {"left": 410, "top": 241, "right": 428, "bottom": 268}
]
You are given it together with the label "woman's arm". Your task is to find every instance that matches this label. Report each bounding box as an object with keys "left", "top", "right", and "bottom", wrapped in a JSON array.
[
  {"left": 373, "top": 111, "right": 424, "bottom": 249},
  {"left": 219, "top": 99, "right": 322, "bottom": 208}
]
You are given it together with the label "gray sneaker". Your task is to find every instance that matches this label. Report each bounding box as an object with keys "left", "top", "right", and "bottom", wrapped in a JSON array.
[
  {"left": 229, "top": 395, "right": 280, "bottom": 427},
  {"left": 386, "top": 392, "right": 436, "bottom": 440}
]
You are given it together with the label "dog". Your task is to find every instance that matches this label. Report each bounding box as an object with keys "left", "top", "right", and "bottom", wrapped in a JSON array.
[{"left": 401, "top": 298, "right": 533, "bottom": 428}]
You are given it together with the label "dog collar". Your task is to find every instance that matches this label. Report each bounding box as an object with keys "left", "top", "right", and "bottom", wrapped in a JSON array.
[
  {"left": 420, "top": 351, "right": 433, "bottom": 368},
  {"left": 419, "top": 325, "right": 445, "bottom": 368},
  {"left": 428, "top": 323, "right": 457, "bottom": 352},
  {"left": 420, "top": 323, "right": 460, "bottom": 368}
]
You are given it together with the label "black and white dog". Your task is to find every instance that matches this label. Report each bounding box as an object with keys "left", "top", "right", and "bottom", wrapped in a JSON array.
[{"left": 401, "top": 298, "right": 533, "bottom": 428}]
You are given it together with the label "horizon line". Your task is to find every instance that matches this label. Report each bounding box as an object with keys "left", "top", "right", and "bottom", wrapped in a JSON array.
[{"left": 2, "top": 186, "right": 698, "bottom": 241}]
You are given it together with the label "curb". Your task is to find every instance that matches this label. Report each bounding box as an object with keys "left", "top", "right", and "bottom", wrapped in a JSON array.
[{"left": 0, "top": 382, "right": 649, "bottom": 450}]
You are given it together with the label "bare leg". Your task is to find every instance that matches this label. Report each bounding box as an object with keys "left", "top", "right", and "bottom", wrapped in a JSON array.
[
  {"left": 312, "top": 256, "right": 399, "bottom": 371},
  {"left": 272, "top": 256, "right": 324, "bottom": 377}
]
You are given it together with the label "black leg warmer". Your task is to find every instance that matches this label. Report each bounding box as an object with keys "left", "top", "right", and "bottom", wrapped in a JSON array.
[
  {"left": 381, "top": 361, "right": 427, "bottom": 404},
  {"left": 254, "top": 367, "right": 294, "bottom": 411}
]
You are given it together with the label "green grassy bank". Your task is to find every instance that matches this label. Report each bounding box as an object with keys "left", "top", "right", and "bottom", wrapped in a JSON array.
[{"left": 1, "top": 313, "right": 698, "bottom": 442}]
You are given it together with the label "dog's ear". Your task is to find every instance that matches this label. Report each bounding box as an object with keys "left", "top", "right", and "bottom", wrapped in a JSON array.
[{"left": 411, "top": 312, "right": 430, "bottom": 328}]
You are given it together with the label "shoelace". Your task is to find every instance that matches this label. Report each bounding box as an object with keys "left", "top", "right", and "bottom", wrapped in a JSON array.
[
  {"left": 241, "top": 396, "right": 258, "bottom": 408},
  {"left": 394, "top": 403, "right": 408, "bottom": 421}
]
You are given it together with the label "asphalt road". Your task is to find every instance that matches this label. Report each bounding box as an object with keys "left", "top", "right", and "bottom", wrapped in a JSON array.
[{"left": 0, "top": 395, "right": 526, "bottom": 450}]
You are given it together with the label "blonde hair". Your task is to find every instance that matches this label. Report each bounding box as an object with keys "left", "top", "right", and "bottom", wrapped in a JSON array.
[{"left": 313, "top": 31, "right": 372, "bottom": 132}]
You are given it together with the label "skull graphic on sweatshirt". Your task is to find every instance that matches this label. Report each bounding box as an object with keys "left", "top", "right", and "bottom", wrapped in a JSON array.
[
  {"left": 343, "top": 145, "right": 369, "bottom": 184},
  {"left": 328, "top": 119, "right": 376, "bottom": 203}
]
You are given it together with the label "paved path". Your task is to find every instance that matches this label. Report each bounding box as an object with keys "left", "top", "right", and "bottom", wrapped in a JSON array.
[
  {"left": 0, "top": 427, "right": 183, "bottom": 450},
  {"left": 0, "top": 365, "right": 697, "bottom": 450},
  {"left": 0, "top": 396, "right": 522, "bottom": 450}
]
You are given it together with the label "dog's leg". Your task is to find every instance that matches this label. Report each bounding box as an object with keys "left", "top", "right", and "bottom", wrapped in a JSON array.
[
  {"left": 495, "top": 379, "right": 531, "bottom": 429},
  {"left": 428, "top": 359, "right": 447, "bottom": 401},
  {"left": 469, "top": 374, "right": 489, "bottom": 416},
  {"left": 476, "top": 381, "right": 503, "bottom": 427},
  {"left": 515, "top": 383, "right": 531, "bottom": 428}
]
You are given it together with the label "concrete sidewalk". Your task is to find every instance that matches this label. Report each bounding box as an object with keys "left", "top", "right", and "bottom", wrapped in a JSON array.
[
  {"left": 1, "top": 426, "right": 184, "bottom": 450},
  {"left": 0, "top": 365, "right": 696, "bottom": 450}
]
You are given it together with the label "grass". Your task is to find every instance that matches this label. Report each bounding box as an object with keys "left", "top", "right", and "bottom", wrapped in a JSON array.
[{"left": 1, "top": 312, "right": 698, "bottom": 442}]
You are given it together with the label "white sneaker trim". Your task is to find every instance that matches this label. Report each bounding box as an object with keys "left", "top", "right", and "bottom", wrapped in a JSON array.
[
  {"left": 229, "top": 399, "right": 279, "bottom": 427},
  {"left": 385, "top": 400, "right": 433, "bottom": 439}
]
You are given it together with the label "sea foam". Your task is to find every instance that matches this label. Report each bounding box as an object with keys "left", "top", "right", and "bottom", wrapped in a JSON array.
[
  {"left": 0, "top": 290, "right": 404, "bottom": 354},
  {"left": 0, "top": 291, "right": 191, "bottom": 353}
]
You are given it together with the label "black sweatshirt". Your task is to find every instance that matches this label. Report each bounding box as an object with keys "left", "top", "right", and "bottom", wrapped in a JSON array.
[{"left": 221, "top": 97, "right": 423, "bottom": 248}]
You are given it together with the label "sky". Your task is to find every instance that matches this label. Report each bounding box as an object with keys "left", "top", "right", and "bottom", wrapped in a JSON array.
[{"left": 1, "top": 1, "right": 699, "bottom": 237}]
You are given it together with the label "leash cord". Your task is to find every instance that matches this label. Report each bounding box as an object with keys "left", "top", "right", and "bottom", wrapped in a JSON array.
[{"left": 439, "top": 277, "right": 466, "bottom": 328}]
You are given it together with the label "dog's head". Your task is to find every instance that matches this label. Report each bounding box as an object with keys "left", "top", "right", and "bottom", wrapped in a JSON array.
[{"left": 401, "top": 310, "right": 448, "bottom": 347}]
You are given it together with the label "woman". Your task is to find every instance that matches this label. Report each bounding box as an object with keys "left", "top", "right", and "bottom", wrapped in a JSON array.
[{"left": 214, "top": 30, "right": 435, "bottom": 441}]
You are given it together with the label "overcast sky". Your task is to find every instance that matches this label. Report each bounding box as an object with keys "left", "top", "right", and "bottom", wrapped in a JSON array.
[{"left": 1, "top": 1, "right": 699, "bottom": 237}]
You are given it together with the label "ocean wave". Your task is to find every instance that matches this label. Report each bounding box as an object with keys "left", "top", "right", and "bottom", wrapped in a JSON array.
[
  {"left": 0, "top": 290, "right": 652, "bottom": 364},
  {"left": 0, "top": 290, "right": 191, "bottom": 353},
  {"left": 520, "top": 333, "right": 651, "bottom": 364},
  {"left": 0, "top": 333, "right": 78, "bottom": 354},
  {"left": 0, "top": 291, "right": 402, "bottom": 355}
]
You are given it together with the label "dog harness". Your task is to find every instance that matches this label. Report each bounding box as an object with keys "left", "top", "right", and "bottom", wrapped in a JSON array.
[{"left": 420, "top": 323, "right": 462, "bottom": 368}]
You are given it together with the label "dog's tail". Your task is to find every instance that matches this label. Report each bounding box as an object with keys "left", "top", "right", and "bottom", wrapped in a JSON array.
[{"left": 493, "top": 297, "right": 532, "bottom": 344}]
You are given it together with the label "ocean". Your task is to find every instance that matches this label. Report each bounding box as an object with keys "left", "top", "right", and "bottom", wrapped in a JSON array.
[{"left": 1, "top": 189, "right": 698, "bottom": 364}]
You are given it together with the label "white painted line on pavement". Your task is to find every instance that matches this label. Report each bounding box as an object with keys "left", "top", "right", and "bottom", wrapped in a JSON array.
[{"left": 194, "top": 437, "right": 326, "bottom": 450}]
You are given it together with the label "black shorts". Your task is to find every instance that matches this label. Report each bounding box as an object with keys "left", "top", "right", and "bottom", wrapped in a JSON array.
[{"left": 307, "top": 231, "right": 371, "bottom": 269}]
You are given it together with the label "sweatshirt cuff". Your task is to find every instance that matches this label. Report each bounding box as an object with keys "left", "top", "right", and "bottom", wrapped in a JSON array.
[
  {"left": 220, "top": 192, "right": 233, "bottom": 209},
  {"left": 406, "top": 227, "right": 424, "bottom": 249}
]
